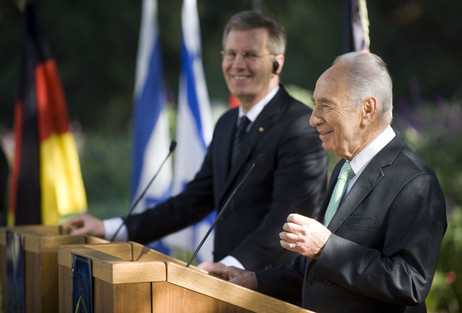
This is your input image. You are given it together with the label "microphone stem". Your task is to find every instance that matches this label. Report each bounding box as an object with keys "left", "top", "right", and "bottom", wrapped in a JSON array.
[
  {"left": 110, "top": 144, "right": 175, "bottom": 242},
  {"left": 186, "top": 162, "right": 256, "bottom": 267}
]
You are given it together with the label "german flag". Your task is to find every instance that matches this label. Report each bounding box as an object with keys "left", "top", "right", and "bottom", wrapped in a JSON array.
[{"left": 9, "top": 4, "right": 87, "bottom": 225}]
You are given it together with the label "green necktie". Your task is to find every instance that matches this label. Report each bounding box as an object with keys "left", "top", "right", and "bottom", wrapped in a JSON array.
[{"left": 323, "top": 161, "right": 355, "bottom": 226}]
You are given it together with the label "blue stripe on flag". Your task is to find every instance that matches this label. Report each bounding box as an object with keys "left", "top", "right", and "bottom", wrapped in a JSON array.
[
  {"left": 132, "top": 38, "right": 165, "bottom": 198},
  {"left": 131, "top": 0, "right": 172, "bottom": 216},
  {"left": 180, "top": 38, "right": 207, "bottom": 149},
  {"left": 164, "top": 0, "right": 214, "bottom": 263}
]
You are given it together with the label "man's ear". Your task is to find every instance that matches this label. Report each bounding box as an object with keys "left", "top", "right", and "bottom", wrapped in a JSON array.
[
  {"left": 361, "top": 97, "right": 377, "bottom": 126},
  {"left": 273, "top": 54, "right": 285, "bottom": 75}
]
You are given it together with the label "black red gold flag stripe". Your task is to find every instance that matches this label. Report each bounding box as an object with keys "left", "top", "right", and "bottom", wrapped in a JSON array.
[{"left": 9, "top": 4, "right": 87, "bottom": 225}]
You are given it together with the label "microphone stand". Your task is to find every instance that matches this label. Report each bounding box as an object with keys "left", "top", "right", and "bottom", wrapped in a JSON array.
[
  {"left": 109, "top": 141, "right": 177, "bottom": 242},
  {"left": 186, "top": 154, "right": 265, "bottom": 267}
]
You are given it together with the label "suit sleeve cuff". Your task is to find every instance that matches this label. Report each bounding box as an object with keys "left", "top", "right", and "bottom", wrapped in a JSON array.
[
  {"left": 220, "top": 255, "right": 245, "bottom": 269},
  {"left": 103, "top": 217, "right": 128, "bottom": 241}
]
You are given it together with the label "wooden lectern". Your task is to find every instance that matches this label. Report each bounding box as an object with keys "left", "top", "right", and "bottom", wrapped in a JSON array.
[
  {"left": 58, "top": 242, "right": 314, "bottom": 313},
  {"left": 0, "top": 225, "right": 107, "bottom": 313}
]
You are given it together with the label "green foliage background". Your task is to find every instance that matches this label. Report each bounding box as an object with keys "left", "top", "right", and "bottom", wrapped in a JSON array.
[
  {"left": 0, "top": 0, "right": 461, "bottom": 311},
  {"left": 393, "top": 99, "right": 462, "bottom": 312}
]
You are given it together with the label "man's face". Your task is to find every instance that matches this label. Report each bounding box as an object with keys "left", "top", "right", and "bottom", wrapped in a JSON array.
[
  {"left": 222, "top": 28, "right": 275, "bottom": 109},
  {"left": 310, "top": 65, "right": 364, "bottom": 160}
]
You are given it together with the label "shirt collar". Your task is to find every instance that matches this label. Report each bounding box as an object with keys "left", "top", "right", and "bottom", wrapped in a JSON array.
[
  {"left": 238, "top": 85, "right": 280, "bottom": 123},
  {"left": 350, "top": 125, "right": 396, "bottom": 177}
]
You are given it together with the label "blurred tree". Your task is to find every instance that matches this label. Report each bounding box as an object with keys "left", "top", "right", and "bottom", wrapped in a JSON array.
[
  {"left": 370, "top": 0, "right": 462, "bottom": 100},
  {"left": 1, "top": 0, "right": 461, "bottom": 131}
]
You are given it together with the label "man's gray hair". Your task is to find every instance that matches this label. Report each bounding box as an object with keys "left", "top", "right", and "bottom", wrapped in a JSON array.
[{"left": 334, "top": 52, "right": 394, "bottom": 125}]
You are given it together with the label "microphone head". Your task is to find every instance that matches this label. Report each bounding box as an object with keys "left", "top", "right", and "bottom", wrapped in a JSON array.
[
  {"left": 169, "top": 141, "right": 177, "bottom": 153},
  {"left": 254, "top": 154, "right": 266, "bottom": 167}
]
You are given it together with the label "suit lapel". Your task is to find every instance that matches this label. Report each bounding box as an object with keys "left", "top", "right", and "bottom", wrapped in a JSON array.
[
  {"left": 327, "top": 164, "right": 384, "bottom": 232},
  {"left": 213, "top": 109, "right": 238, "bottom": 197},
  {"left": 230, "top": 106, "right": 278, "bottom": 173},
  {"left": 327, "top": 135, "right": 406, "bottom": 232},
  {"left": 218, "top": 87, "right": 284, "bottom": 205}
]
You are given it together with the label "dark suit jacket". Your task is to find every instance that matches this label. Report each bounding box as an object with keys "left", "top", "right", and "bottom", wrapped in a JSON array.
[
  {"left": 125, "top": 85, "right": 328, "bottom": 271},
  {"left": 257, "top": 133, "right": 447, "bottom": 312}
]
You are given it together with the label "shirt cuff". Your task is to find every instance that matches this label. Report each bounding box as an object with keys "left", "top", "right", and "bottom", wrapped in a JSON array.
[
  {"left": 220, "top": 255, "right": 244, "bottom": 269},
  {"left": 103, "top": 217, "right": 128, "bottom": 242}
]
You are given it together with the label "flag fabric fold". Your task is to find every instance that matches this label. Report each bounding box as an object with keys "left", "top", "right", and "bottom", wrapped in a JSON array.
[
  {"left": 228, "top": 94, "right": 240, "bottom": 109},
  {"left": 343, "top": 0, "right": 370, "bottom": 53},
  {"left": 10, "top": 4, "right": 87, "bottom": 225},
  {"left": 131, "top": 0, "right": 173, "bottom": 215},
  {"left": 173, "top": 0, "right": 213, "bottom": 193},
  {"left": 156, "top": 0, "right": 214, "bottom": 263}
]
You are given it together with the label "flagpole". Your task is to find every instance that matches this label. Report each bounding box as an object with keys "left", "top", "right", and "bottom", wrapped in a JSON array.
[
  {"left": 250, "top": 0, "right": 262, "bottom": 11},
  {"left": 15, "top": 0, "right": 28, "bottom": 12}
]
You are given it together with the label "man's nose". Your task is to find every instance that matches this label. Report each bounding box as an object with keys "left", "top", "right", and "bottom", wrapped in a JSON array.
[
  {"left": 232, "top": 53, "right": 247, "bottom": 67},
  {"left": 309, "top": 106, "right": 322, "bottom": 127}
]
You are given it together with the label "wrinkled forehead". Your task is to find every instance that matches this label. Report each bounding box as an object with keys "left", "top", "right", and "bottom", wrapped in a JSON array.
[
  {"left": 313, "top": 63, "right": 352, "bottom": 103},
  {"left": 315, "top": 64, "right": 346, "bottom": 90},
  {"left": 321, "top": 61, "right": 350, "bottom": 84}
]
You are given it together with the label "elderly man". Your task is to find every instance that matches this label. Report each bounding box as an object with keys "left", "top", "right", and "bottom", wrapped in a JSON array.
[
  {"left": 207, "top": 52, "right": 447, "bottom": 313},
  {"left": 65, "top": 11, "right": 327, "bottom": 272}
]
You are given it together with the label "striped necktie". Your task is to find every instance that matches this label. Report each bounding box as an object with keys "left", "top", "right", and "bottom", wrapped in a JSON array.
[{"left": 231, "top": 116, "right": 251, "bottom": 167}]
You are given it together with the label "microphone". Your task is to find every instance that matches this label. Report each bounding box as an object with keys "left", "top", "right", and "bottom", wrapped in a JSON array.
[
  {"left": 186, "top": 154, "right": 266, "bottom": 267},
  {"left": 109, "top": 141, "right": 177, "bottom": 242}
]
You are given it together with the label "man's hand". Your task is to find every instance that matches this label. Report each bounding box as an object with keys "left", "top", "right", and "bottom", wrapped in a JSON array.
[
  {"left": 200, "top": 262, "right": 258, "bottom": 291},
  {"left": 63, "top": 214, "right": 105, "bottom": 238},
  {"left": 279, "top": 213, "right": 332, "bottom": 258},
  {"left": 197, "top": 261, "right": 226, "bottom": 273}
]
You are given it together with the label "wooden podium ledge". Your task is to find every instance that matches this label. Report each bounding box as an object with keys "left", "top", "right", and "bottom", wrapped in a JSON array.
[
  {"left": 58, "top": 242, "right": 166, "bottom": 284},
  {"left": 167, "top": 261, "right": 313, "bottom": 313},
  {"left": 58, "top": 242, "right": 314, "bottom": 313},
  {"left": 0, "top": 225, "right": 107, "bottom": 252}
]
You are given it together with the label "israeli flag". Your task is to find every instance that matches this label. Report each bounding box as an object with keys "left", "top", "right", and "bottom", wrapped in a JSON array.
[
  {"left": 131, "top": 0, "right": 172, "bottom": 215},
  {"left": 159, "top": 0, "right": 214, "bottom": 263}
]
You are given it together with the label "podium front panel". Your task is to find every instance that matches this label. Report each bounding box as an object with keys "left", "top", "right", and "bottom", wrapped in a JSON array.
[
  {"left": 152, "top": 281, "right": 254, "bottom": 313},
  {"left": 58, "top": 242, "right": 166, "bottom": 313},
  {"left": 0, "top": 225, "right": 107, "bottom": 313}
]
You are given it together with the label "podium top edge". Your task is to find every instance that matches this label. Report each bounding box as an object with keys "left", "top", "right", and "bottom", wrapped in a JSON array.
[{"left": 166, "top": 262, "right": 315, "bottom": 313}]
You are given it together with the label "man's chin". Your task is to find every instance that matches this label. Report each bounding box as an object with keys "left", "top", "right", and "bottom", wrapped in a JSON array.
[
  {"left": 321, "top": 143, "right": 335, "bottom": 154},
  {"left": 230, "top": 92, "right": 252, "bottom": 102}
]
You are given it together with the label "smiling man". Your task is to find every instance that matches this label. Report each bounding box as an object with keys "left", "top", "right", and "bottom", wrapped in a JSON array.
[
  {"left": 206, "top": 52, "right": 447, "bottom": 312},
  {"left": 66, "top": 11, "right": 327, "bottom": 273},
  {"left": 220, "top": 18, "right": 285, "bottom": 112}
]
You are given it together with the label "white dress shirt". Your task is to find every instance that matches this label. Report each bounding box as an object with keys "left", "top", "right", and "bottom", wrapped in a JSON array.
[{"left": 346, "top": 126, "right": 396, "bottom": 195}]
